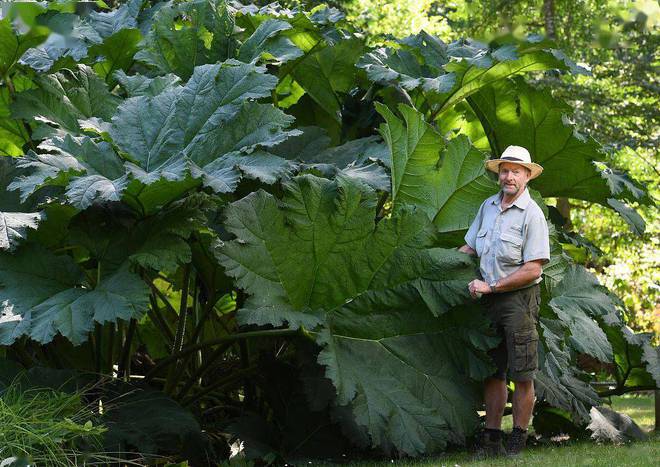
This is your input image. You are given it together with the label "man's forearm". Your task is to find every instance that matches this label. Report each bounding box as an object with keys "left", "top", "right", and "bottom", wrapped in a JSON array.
[{"left": 493, "top": 261, "right": 543, "bottom": 292}]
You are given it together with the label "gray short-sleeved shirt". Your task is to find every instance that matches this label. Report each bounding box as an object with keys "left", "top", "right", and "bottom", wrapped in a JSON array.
[{"left": 464, "top": 187, "right": 550, "bottom": 289}]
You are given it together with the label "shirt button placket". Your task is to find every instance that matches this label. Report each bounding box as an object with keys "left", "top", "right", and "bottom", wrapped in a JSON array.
[{"left": 491, "top": 212, "right": 501, "bottom": 280}]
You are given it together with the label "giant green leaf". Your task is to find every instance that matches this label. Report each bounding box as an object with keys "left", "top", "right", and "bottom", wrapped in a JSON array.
[
  {"left": 221, "top": 175, "right": 477, "bottom": 316},
  {"left": 375, "top": 103, "right": 445, "bottom": 218},
  {"left": 0, "top": 245, "right": 149, "bottom": 345},
  {"left": 87, "top": 0, "right": 143, "bottom": 39},
  {"left": 542, "top": 224, "right": 573, "bottom": 293},
  {"left": 0, "top": 17, "right": 49, "bottom": 75},
  {"left": 464, "top": 79, "right": 649, "bottom": 232},
  {"left": 237, "top": 19, "right": 303, "bottom": 64},
  {"left": 467, "top": 79, "right": 609, "bottom": 198},
  {"left": 85, "top": 0, "right": 144, "bottom": 80},
  {"left": 135, "top": 0, "right": 236, "bottom": 80},
  {"left": 134, "top": 3, "right": 209, "bottom": 80},
  {"left": 128, "top": 198, "right": 208, "bottom": 273},
  {"left": 18, "top": 0, "right": 142, "bottom": 75},
  {"left": 65, "top": 173, "right": 128, "bottom": 209},
  {"left": 11, "top": 64, "right": 119, "bottom": 133},
  {"left": 89, "top": 28, "right": 142, "bottom": 81},
  {"left": 359, "top": 33, "right": 585, "bottom": 114},
  {"left": 8, "top": 134, "right": 127, "bottom": 208},
  {"left": 548, "top": 265, "right": 616, "bottom": 362},
  {"left": 219, "top": 174, "right": 497, "bottom": 455},
  {"left": 109, "top": 61, "right": 298, "bottom": 208},
  {"left": 290, "top": 37, "right": 364, "bottom": 122},
  {"left": 114, "top": 70, "right": 181, "bottom": 97},
  {"left": 238, "top": 5, "right": 362, "bottom": 124},
  {"left": 376, "top": 103, "right": 497, "bottom": 230},
  {"left": 110, "top": 60, "right": 281, "bottom": 166},
  {"left": 357, "top": 36, "right": 455, "bottom": 94},
  {"left": 641, "top": 342, "right": 660, "bottom": 387},
  {"left": 318, "top": 305, "right": 496, "bottom": 455},
  {"left": 0, "top": 88, "right": 28, "bottom": 156},
  {"left": 109, "top": 87, "right": 182, "bottom": 173},
  {"left": 0, "top": 157, "right": 34, "bottom": 211},
  {"left": 438, "top": 38, "right": 585, "bottom": 113},
  {"left": 65, "top": 196, "right": 209, "bottom": 276},
  {"left": 536, "top": 318, "right": 601, "bottom": 423},
  {"left": 0, "top": 211, "right": 44, "bottom": 251},
  {"left": 606, "top": 198, "right": 646, "bottom": 236},
  {"left": 431, "top": 136, "right": 499, "bottom": 231},
  {"left": 604, "top": 324, "right": 659, "bottom": 389},
  {"left": 18, "top": 11, "right": 102, "bottom": 72}
]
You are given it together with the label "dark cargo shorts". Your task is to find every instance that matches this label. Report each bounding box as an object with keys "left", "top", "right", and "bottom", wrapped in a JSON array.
[{"left": 482, "top": 284, "right": 540, "bottom": 382}]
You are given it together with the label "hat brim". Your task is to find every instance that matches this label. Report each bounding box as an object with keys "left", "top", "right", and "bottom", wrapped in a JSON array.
[{"left": 485, "top": 159, "right": 543, "bottom": 180}]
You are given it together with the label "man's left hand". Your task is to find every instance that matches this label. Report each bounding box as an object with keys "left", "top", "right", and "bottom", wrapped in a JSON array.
[{"left": 468, "top": 279, "right": 491, "bottom": 298}]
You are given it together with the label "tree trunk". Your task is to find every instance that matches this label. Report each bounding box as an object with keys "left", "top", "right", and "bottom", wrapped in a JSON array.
[
  {"left": 543, "top": 0, "right": 573, "bottom": 229},
  {"left": 543, "top": 0, "right": 556, "bottom": 40}
]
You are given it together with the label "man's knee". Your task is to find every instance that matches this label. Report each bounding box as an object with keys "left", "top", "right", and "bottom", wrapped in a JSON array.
[
  {"left": 485, "top": 376, "right": 507, "bottom": 385},
  {"left": 513, "top": 379, "right": 534, "bottom": 393}
]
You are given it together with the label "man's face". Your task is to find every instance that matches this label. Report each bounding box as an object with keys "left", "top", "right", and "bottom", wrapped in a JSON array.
[{"left": 498, "top": 162, "right": 530, "bottom": 196}]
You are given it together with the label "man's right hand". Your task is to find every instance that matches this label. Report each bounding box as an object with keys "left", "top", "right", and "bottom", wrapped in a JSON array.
[{"left": 458, "top": 244, "right": 477, "bottom": 256}]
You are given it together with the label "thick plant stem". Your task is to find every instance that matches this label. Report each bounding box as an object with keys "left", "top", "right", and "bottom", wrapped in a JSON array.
[
  {"left": 118, "top": 319, "right": 137, "bottom": 380},
  {"left": 182, "top": 365, "right": 257, "bottom": 407},
  {"left": 165, "top": 264, "right": 192, "bottom": 394},
  {"left": 236, "top": 290, "right": 255, "bottom": 408},
  {"left": 148, "top": 293, "right": 175, "bottom": 343},
  {"left": 145, "top": 328, "right": 299, "bottom": 381},
  {"left": 188, "top": 298, "right": 217, "bottom": 347},
  {"left": 173, "top": 265, "right": 192, "bottom": 353},
  {"left": 149, "top": 282, "right": 179, "bottom": 318},
  {"left": 375, "top": 192, "right": 390, "bottom": 220},
  {"left": 177, "top": 289, "right": 216, "bottom": 389},
  {"left": 94, "top": 323, "right": 103, "bottom": 375},
  {"left": 176, "top": 342, "right": 235, "bottom": 400},
  {"left": 190, "top": 277, "right": 201, "bottom": 374},
  {"left": 106, "top": 323, "right": 115, "bottom": 375}
]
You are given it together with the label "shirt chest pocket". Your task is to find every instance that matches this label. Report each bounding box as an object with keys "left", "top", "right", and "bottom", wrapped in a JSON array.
[
  {"left": 497, "top": 231, "right": 523, "bottom": 264},
  {"left": 476, "top": 228, "right": 489, "bottom": 256}
]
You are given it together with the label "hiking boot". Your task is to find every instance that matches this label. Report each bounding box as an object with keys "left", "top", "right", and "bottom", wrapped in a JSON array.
[
  {"left": 506, "top": 426, "right": 529, "bottom": 456},
  {"left": 473, "top": 428, "right": 506, "bottom": 459}
]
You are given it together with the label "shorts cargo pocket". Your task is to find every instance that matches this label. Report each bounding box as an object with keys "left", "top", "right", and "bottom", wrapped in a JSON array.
[
  {"left": 513, "top": 329, "right": 538, "bottom": 373},
  {"left": 527, "top": 287, "right": 541, "bottom": 321}
]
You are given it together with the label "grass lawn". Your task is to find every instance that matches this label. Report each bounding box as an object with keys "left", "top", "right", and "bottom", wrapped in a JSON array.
[{"left": 334, "top": 394, "right": 658, "bottom": 467}]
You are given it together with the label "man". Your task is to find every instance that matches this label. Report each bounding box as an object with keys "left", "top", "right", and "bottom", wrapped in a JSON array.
[{"left": 458, "top": 145, "right": 550, "bottom": 457}]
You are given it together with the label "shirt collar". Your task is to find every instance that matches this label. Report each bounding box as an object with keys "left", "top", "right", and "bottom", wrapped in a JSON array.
[{"left": 492, "top": 187, "right": 531, "bottom": 210}]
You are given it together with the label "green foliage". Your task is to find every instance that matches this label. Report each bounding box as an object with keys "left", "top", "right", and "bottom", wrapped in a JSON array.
[
  {"left": 343, "top": 0, "right": 452, "bottom": 40},
  {"left": 0, "top": 374, "right": 105, "bottom": 466},
  {"left": 220, "top": 174, "right": 496, "bottom": 455},
  {"left": 436, "top": 0, "right": 660, "bottom": 338},
  {"left": 376, "top": 104, "right": 498, "bottom": 230},
  {"left": 0, "top": 245, "right": 149, "bottom": 345},
  {"left": 0, "top": 0, "right": 656, "bottom": 463}
]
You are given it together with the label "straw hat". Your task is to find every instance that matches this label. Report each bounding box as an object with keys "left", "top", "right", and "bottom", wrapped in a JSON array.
[{"left": 485, "top": 145, "right": 543, "bottom": 180}]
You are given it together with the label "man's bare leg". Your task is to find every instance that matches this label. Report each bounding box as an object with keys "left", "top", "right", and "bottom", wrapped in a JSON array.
[
  {"left": 484, "top": 377, "right": 508, "bottom": 429},
  {"left": 512, "top": 380, "right": 534, "bottom": 428}
]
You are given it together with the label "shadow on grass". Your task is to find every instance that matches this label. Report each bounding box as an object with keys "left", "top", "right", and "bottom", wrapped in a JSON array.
[{"left": 319, "top": 395, "right": 658, "bottom": 466}]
